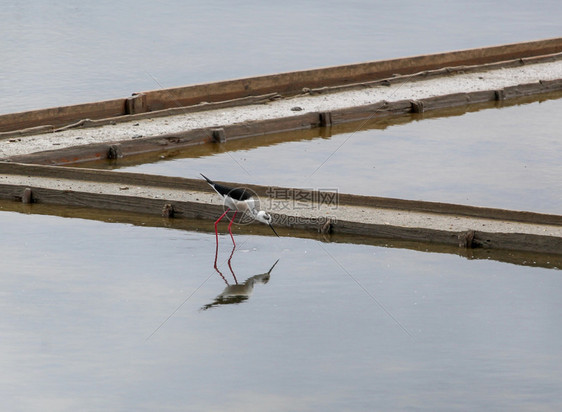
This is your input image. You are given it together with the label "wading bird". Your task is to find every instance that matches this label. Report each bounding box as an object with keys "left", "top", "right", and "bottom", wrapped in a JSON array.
[{"left": 200, "top": 173, "right": 279, "bottom": 246}]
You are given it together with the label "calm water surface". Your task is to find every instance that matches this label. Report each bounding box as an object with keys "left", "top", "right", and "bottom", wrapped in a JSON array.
[
  {"left": 1, "top": 1, "right": 561, "bottom": 113},
  {"left": 2, "top": 2, "right": 562, "bottom": 410},
  {"left": 1, "top": 210, "right": 561, "bottom": 411}
]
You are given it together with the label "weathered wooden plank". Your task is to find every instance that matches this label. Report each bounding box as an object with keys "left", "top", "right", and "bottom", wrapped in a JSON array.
[
  {"left": 142, "top": 38, "right": 562, "bottom": 111},
  {"left": 0, "top": 182, "right": 217, "bottom": 219},
  {"left": 415, "top": 93, "right": 471, "bottom": 111},
  {"left": 334, "top": 192, "right": 562, "bottom": 226},
  {"left": 1, "top": 38, "right": 561, "bottom": 133},
  {"left": 329, "top": 101, "right": 405, "bottom": 124},
  {"left": 18, "top": 75, "right": 542, "bottom": 164},
  {"left": 1, "top": 197, "right": 559, "bottom": 268},
  {"left": 333, "top": 220, "right": 562, "bottom": 255},
  {"left": 501, "top": 79, "right": 562, "bottom": 99},
  {"left": 5, "top": 129, "right": 214, "bottom": 165},
  {"left": 257, "top": 185, "right": 562, "bottom": 226},
  {"left": 308, "top": 52, "right": 562, "bottom": 96},
  {"left": 0, "top": 99, "right": 126, "bottom": 133},
  {"left": 0, "top": 81, "right": 544, "bottom": 166},
  {"left": 1, "top": 162, "right": 561, "bottom": 227},
  {"left": 0, "top": 125, "right": 55, "bottom": 140},
  {"left": 472, "top": 231, "right": 562, "bottom": 254},
  {"left": 4, "top": 113, "right": 322, "bottom": 165},
  {"left": 0, "top": 162, "right": 208, "bottom": 191},
  {"left": 2, "top": 67, "right": 561, "bottom": 163},
  {"left": 0, "top": 93, "right": 283, "bottom": 139},
  {"left": 307, "top": 218, "right": 460, "bottom": 244},
  {"left": 2, "top": 181, "right": 559, "bottom": 255},
  {"left": 539, "top": 78, "right": 562, "bottom": 91},
  {"left": 467, "top": 90, "right": 498, "bottom": 104},
  {"left": 223, "top": 113, "right": 320, "bottom": 139}
]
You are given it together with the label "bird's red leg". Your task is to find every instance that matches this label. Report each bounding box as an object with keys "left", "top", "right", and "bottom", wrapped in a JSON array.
[
  {"left": 228, "top": 210, "right": 238, "bottom": 247},
  {"left": 214, "top": 208, "right": 230, "bottom": 244},
  {"left": 214, "top": 235, "right": 220, "bottom": 270}
]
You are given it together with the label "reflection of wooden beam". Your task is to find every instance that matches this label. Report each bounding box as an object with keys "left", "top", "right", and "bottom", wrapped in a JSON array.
[
  {"left": 0, "top": 162, "right": 560, "bottom": 256},
  {"left": 1, "top": 38, "right": 562, "bottom": 133}
]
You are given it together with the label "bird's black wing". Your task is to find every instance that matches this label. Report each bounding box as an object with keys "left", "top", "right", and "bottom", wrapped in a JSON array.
[
  {"left": 200, "top": 173, "right": 252, "bottom": 201},
  {"left": 222, "top": 185, "right": 252, "bottom": 201}
]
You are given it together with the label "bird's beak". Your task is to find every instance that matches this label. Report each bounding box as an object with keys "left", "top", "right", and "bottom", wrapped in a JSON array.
[{"left": 269, "top": 224, "right": 280, "bottom": 237}]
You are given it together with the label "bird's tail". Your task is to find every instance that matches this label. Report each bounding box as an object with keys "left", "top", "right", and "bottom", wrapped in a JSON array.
[{"left": 200, "top": 173, "right": 213, "bottom": 185}]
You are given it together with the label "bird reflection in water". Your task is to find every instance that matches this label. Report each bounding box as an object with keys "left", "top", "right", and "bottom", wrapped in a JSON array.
[{"left": 201, "top": 245, "right": 279, "bottom": 311}]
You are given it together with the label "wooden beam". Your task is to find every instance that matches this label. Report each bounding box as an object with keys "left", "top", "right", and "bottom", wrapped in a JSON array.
[
  {"left": 0, "top": 179, "right": 560, "bottom": 255},
  {"left": 1, "top": 162, "right": 560, "bottom": 227},
  {"left": 0, "top": 198, "right": 558, "bottom": 269},
  {"left": 1, "top": 38, "right": 561, "bottom": 133},
  {"left": 6, "top": 79, "right": 562, "bottom": 167},
  {"left": 0, "top": 98, "right": 125, "bottom": 133}
]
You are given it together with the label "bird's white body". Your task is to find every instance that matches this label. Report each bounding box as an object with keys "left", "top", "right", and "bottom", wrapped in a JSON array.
[
  {"left": 223, "top": 195, "right": 258, "bottom": 216},
  {"left": 200, "top": 173, "right": 279, "bottom": 239}
]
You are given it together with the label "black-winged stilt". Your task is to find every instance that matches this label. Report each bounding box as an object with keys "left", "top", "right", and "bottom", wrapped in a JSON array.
[{"left": 200, "top": 173, "right": 279, "bottom": 245}]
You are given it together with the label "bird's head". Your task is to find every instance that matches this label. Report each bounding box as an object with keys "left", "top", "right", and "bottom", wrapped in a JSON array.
[
  {"left": 255, "top": 210, "right": 272, "bottom": 225},
  {"left": 255, "top": 211, "right": 279, "bottom": 237}
]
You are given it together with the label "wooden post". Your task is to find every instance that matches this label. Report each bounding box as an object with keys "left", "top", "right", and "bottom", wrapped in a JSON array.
[
  {"left": 458, "top": 230, "right": 475, "bottom": 248},
  {"left": 22, "top": 188, "right": 33, "bottom": 204},
  {"left": 212, "top": 128, "right": 227, "bottom": 143},
  {"left": 319, "top": 112, "right": 333, "bottom": 127},
  {"left": 411, "top": 100, "right": 425, "bottom": 113},
  {"left": 125, "top": 93, "right": 147, "bottom": 115},
  {"left": 107, "top": 145, "right": 123, "bottom": 159},
  {"left": 162, "top": 203, "right": 175, "bottom": 218}
]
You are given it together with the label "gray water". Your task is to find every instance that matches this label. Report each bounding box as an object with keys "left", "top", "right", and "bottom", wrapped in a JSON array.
[
  {"left": 1, "top": 209, "right": 561, "bottom": 411},
  {"left": 1, "top": 0, "right": 561, "bottom": 113},
  {"left": 2, "top": 3, "right": 562, "bottom": 410}
]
